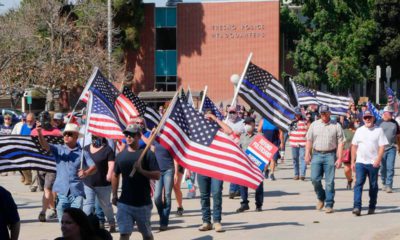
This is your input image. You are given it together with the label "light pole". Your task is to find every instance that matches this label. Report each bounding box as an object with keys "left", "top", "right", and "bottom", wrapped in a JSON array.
[
  {"left": 386, "top": 65, "right": 392, "bottom": 90},
  {"left": 376, "top": 65, "right": 381, "bottom": 105}
]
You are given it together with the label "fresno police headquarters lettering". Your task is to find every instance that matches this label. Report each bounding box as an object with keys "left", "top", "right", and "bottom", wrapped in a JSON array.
[{"left": 211, "top": 24, "right": 266, "bottom": 39}]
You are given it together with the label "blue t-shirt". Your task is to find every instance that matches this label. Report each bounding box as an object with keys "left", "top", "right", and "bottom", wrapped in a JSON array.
[
  {"left": 261, "top": 118, "right": 280, "bottom": 145},
  {"left": 153, "top": 141, "right": 174, "bottom": 171},
  {"left": 50, "top": 144, "right": 95, "bottom": 197}
]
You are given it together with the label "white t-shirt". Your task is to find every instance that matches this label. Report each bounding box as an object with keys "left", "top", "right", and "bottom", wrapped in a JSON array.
[{"left": 351, "top": 125, "right": 388, "bottom": 164}]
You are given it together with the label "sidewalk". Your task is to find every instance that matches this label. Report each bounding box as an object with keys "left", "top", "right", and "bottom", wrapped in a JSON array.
[{"left": 1, "top": 152, "right": 399, "bottom": 240}]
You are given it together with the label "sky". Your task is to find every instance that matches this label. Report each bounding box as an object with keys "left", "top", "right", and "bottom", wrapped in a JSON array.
[{"left": 0, "top": 0, "right": 21, "bottom": 14}]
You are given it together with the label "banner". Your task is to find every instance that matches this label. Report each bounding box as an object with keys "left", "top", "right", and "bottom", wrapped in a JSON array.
[{"left": 245, "top": 135, "right": 278, "bottom": 171}]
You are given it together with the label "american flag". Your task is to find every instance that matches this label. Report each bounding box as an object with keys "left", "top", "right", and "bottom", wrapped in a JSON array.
[
  {"left": 386, "top": 87, "right": 398, "bottom": 115},
  {"left": 238, "top": 62, "right": 295, "bottom": 131},
  {"left": 156, "top": 99, "right": 264, "bottom": 189},
  {"left": 122, "top": 86, "right": 161, "bottom": 130},
  {"left": 80, "top": 68, "right": 139, "bottom": 126},
  {"left": 201, "top": 95, "right": 224, "bottom": 120},
  {"left": 87, "top": 93, "right": 125, "bottom": 139},
  {"left": 367, "top": 101, "right": 382, "bottom": 121},
  {"left": 0, "top": 135, "right": 63, "bottom": 173},
  {"left": 293, "top": 82, "right": 351, "bottom": 116}
]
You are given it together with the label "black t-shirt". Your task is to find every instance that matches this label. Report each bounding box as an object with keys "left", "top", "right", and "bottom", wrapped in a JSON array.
[
  {"left": 0, "top": 186, "right": 20, "bottom": 240},
  {"left": 83, "top": 145, "right": 115, "bottom": 188},
  {"left": 114, "top": 148, "right": 159, "bottom": 207}
]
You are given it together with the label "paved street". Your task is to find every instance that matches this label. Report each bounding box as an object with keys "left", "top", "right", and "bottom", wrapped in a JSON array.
[{"left": 1, "top": 149, "right": 400, "bottom": 240}]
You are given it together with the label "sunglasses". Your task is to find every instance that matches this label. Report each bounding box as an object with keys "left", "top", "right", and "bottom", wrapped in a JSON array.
[
  {"left": 4, "top": 118, "right": 11, "bottom": 120},
  {"left": 63, "top": 132, "right": 74, "bottom": 137},
  {"left": 363, "top": 116, "right": 373, "bottom": 120},
  {"left": 124, "top": 133, "right": 136, "bottom": 138},
  {"left": 229, "top": 111, "right": 236, "bottom": 114}
]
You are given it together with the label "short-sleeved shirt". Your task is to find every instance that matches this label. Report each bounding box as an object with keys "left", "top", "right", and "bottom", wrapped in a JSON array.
[
  {"left": 50, "top": 144, "right": 95, "bottom": 197},
  {"left": 352, "top": 125, "right": 388, "bottom": 164},
  {"left": 30, "top": 127, "right": 62, "bottom": 136},
  {"left": 226, "top": 118, "right": 245, "bottom": 134},
  {"left": 0, "top": 186, "right": 20, "bottom": 240},
  {"left": 376, "top": 119, "right": 400, "bottom": 150},
  {"left": 0, "top": 125, "right": 13, "bottom": 135},
  {"left": 153, "top": 142, "right": 174, "bottom": 171},
  {"left": 83, "top": 145, "right": 115, "bottom": 188},
  {"left": 289, "top": 119, "right": 308, "bottom": 147},
  {"left": 306, "top": 119, "right": 345, "bottom": 151},
  {"left": 115, "top": 148, "right": 159, "bottom": 207},
  {"left": 261, "top": 118, "right": 280, "bottom": 145}
]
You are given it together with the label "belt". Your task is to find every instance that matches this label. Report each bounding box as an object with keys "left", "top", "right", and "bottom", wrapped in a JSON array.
[{"left": 313, "top": 149, "right": 336, "bottom": 154}]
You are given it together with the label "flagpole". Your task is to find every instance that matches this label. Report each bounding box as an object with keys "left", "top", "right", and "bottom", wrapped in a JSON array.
[
  {"left": 80, "top": 91, "right": 93, "bottom": 169},
  {"left": 289, "top": 78, "right": 300, "bottom": 107},
  {"left": 199, "top": 85, "right": 208, "bottom": 113},
  {"left": 66, "top": 67, "right": 99, "bottom": 126},
  {"left": 129, "top": 89, "right": 180, "bottom": 177},
  {"left": 225, "top": 52, "right": 253, "bottom": 123}
]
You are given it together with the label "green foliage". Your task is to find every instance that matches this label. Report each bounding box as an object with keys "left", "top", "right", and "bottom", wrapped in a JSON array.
[
  {"left": 292, "top": 0, "right": 377, "bottom": 90},
  {"left": 113, "top": 0, "right": 144, "bottom": 51},
  {"left": 281, "top": 5, "right": 305, "bottom": 51}
]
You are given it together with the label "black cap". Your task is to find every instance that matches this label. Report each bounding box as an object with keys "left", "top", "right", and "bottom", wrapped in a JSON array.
[{"left": 244, "top": 117, "right": 255, "bottom": 124}]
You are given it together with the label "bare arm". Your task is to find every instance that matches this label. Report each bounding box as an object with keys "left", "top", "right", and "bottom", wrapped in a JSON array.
[
  {"left": 111, "top": 173, "right": 120, "bottom": 205},
  {"left": 335, "top": 142, "right": 344, "bottom": 168},
  {"left": 257, "top": 118, "right": 263, "bottom": 133},
  {"left": 106, "top": 161, "right": 115, "bottom": 182},
  {"left": 373, "top": 145, "right": 385, "bottom": 168},
  {"left": 9, "top": 222, "right": 20, "bottom": 240},
  {"left": 205, "top": 113, "right": 233, "bottom": 135},
  {"left": 351, "top": 144, "right": 357, "bottom": 172},
  {"left": 305, "top": 140, "right": 312, "bottom": 164},
  {"left": 136, "top": 164, "right": 160, "bottom": 180},
  {"left": 36, "top": 122, "right": 50, "bottom": 152}
]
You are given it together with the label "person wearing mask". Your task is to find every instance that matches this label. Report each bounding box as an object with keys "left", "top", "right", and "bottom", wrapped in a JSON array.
[
  {"left": 288, "top": 107, "right": 308, "bottom": 181},
  {"left": 0, "top": 186, "right": 20, "bottom": 240},
  {"left": 236, "top": 117, "right": 264, "bottom": 213},
  {"left": 225, "top": 106, "right": 245, "bottom": 198},
  {"left": 351, "top": 110, "right": 388, "bottom": 216},
  {"left": 376, "top": 106, "right": 400, "bottom": 193},
  {"left": 112, "top": 124, "right": 160, "bottom": 240},
  {"left": 305, "top": 105, "right": 345, "bottom": 214},
  {"left": 53, "top": 112, "right": 65, "bottom": 131},
  {"left": 31, "top": 111, "right": 63, "bottom": 221},
  {"left": 82, "top": 134, "right": 116, "bottom": 233},
  {"left": 36, "top": 122, "right": 97, "bottom": 222}
]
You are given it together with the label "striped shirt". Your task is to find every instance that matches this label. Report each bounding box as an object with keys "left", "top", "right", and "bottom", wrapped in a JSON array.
[
  {"left": 306, "top": 119, "right": 345, "bottom": 151},
  {"left": 289, "top": 119, "right": 308, "bottom": 147}
]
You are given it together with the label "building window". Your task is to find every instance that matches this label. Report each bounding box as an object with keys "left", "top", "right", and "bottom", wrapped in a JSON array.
[
  {"left": 155, "top": 76, "right": 177, "bottom": 91},
  {"left": 155, "top": 50, "right": 177, "bottom": 76},
  {"left": 156, "top": 28, "right": 176, "bottom": 50},
  {"left": 155, "top": 7, "right": 177, "bottom": 28}
]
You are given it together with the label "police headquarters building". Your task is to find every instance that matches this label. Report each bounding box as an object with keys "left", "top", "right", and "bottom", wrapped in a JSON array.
[{"left": 130, "top": 0, "right": 279, "bottom": 103}]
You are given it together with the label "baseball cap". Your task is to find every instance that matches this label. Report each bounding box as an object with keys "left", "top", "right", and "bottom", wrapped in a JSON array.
[
  {"left": 53, "top": 112, "right": 63, "bottom": 120},
  {"left": 123, "top": 124, "right": 142, "bottom": 135},
  {"left": 227, "top": 106, "right": 237, "bottom": 113},
  {"left": 319, "top": 105, "right": 330, "bottom": 113},
  {"left": 294, "top": 107, "right": 302, "bottom": 115},
  {"left": 363, "top": 110, "right": 373, "bottom": 118},
  {"left": 244, "top": 117, "right": 255, "bottom": 124},
  {"left": 383, "top": 106, "right": 394, "bottom": 113}
]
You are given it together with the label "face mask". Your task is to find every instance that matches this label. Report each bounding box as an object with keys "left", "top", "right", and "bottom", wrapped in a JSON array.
[
  {"left": 228, "top": 113, "right": 237, "bottom": 120},
  {"left": 354, "top": 123, "right": 360, "bottom": 129},
  {"left": 244, "top": 124, "right": 253, "bottom": 133},
  {"left": 92, "top": 137, "right": 103, "bottom": 148}
]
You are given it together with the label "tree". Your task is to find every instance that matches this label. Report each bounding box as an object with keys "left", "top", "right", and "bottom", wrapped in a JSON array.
[{"left": 292, "top": 0, "right": 377, "bottom": 91}]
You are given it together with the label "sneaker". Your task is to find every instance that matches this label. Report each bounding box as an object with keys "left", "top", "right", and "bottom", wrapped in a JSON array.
[
  {"left": 325, "top": 207, "right": 334, "bottom": 214},
  {"left": 367, "top": 208, "right": 375, "bottom": 215},
  {"left": 293, "top": 176, "right": 300, "bottom": 180},
  {"left": 300, "top": 176, "right": 305, "bottom": 181},
  {"left": 269, "top": 174, "right": 276, "bottom": 181},
  {"left": 213, "top": 222, "right": 224, "bottom": 233},
  {"left": 159, "top": 225, "right": 168, "bottom": 231},
  {"left": 198, "top": 223, "right": 212, "bottom": 231},
  {"left": 47, "top": 209, "right": 57, "bottom": 220},
  {"left": 176, "top": 207, "right": 184, "bottom": 217},
  {"left": 386, "top": 187, "right": 393, "bottom": 193},
  {"left": 255, "top": 206, "right": 262, "bottom": 212},
  {"left": 109, "top": 223, "right": 116, "bottom": 233},
  {"left": 236, "top": 205, "right": 250, "bottom": 213},
  {"left": 38, "top": 212, "right": 46, "bottom": 222},
  {"left": 352, "top": 208, "right": 361, "bottom": 216},
  {"left": 264, "top": 169, "right": 270, "bottom": 179},
  {"left": 30, "top": 186, "right": 37, "bottom": 192},
  {"left": 316, "top": 200, "right": 324, "bottom": 210}
]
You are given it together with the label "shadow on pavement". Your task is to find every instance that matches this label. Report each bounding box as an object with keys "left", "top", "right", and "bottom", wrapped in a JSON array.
[
  {"left": 264, "top": 191, "right": 299, "bottom": 197},
  {"left": 225, "top": 221, "right": 303, "bottom": 231},
  {"left": 192, "top": 235, "right": 213, "bottom": 240},
  {"left": 273, "top": 205, "right": 316, "bottom": 211}
]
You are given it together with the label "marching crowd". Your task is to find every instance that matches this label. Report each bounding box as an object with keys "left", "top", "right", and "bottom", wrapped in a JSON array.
[{"left": 0, "top": 100, "right": 399, "bottom": 240}]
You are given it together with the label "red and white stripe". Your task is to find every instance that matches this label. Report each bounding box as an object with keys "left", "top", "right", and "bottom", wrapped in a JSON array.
[
  {"left": 88, "top": 113, "right": 125, "bottom": 140},
  {"left": 114, "top": 94, "right": 140, "bottom": 126},
  {"left": 289, "top": 120, "right": 308, "bottom": 147},
  {"left": 157, "top": 120, "right": 264, "bottom": 189}
]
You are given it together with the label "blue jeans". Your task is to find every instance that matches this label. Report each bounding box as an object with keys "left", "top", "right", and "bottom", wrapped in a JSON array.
[
  {"left": 381, "top": 147, "right": 396, "bottom": 188},
  {"left": 229, "top": 183, "right": 240, "bottom": 193},
  {"left": 95, "top": 196, "right": 105, "bottom": 224},
  {"left": 197, "top": 174, "right": 223, "bottom": 224},
  {"left": 353, "top": 163, "right": 379, "bottom": 209},
  {"left": 57, "top": 194, "right": 83, "bottom": 222},
  {"left": 240, "top": 182, "right": 264, "bottom": 207},
  {"left": 83, "top": 185, "right": 115, "bottom": 224},
  {"left": 292, "top": 146, "right": 307, "bottom": 177},
  {"left": 154, "top": 168, "right": 174, "bottom": 227},
  {"left": 310, "top": 152, "right": 336, "bottom": 208}
]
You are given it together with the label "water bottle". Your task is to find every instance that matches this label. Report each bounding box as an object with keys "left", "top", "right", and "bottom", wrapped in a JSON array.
[{"left": 186, "top": 179, "right": 193, "bottom": 190}]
